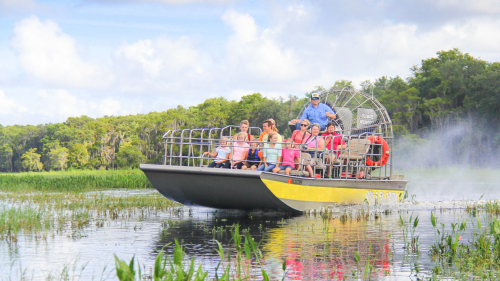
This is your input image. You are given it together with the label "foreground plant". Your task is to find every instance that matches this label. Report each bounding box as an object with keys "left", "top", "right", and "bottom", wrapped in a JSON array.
[
  {"left": 115, "top": 240, "right": 208, "bottom": 281},
  {"left": 429, "top": 213, "right": 500, "bottom": 279},
  {"left": 114, "top": 224, "right": 283, "bottom": 281}
]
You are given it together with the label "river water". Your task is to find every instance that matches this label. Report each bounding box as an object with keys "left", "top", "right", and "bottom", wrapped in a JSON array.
[{"left": 1, "top": 169, "right": 500, "bottom": 280}]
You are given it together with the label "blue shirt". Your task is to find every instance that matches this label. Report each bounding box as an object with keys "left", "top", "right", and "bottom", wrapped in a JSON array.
[
  {"left": 215, "top": 146, "right": 231, "bottom": 161},
  {"left": 300, "top": 103, "right": 335, "bottom": 125},
  {"left": 263, "top": 143, "right": 282, "bottom": 164}
]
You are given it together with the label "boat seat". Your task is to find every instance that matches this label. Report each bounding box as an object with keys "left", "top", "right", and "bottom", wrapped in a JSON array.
[
  {"left": 299, "top": 152, "right": 325, "bottom": 174},
  {"left": 338, "top": 139, "right": 371, "bottom": 161},
  {"left": 300, "top": 152, "right": 312, "bottom": 165}
]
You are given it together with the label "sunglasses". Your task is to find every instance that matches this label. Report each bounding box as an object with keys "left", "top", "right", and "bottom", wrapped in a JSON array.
[
  {"left": 300, "top": 124, "right": 308, "bottom": 127},
  {"left": 311, "top": 97, "right": 319, "bottom": 100}
]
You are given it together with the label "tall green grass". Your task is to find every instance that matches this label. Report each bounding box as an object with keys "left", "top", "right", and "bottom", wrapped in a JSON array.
[{"left": 0, "top": 173, "right": 152, "bottom": 192}]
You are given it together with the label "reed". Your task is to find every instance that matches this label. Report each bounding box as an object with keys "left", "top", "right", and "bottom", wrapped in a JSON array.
[
  {"left": 0, "top": 173, "right": 152, "bottom": 192},
  {"left": 0, "top": 191, "right": 179, "bottom": 241}
]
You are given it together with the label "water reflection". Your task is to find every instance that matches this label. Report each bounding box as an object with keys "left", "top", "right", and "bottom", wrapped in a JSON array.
[
  {"left": 156, "top": 207, "right": 443, "bottom": 280},
  {"left": 1, "top": 191, "right": 496, "bottom": 280}
]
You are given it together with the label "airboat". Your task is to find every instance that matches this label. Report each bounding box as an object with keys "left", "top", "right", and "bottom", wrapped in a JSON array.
[{"left": 140, "top": 88, "right": 408, "bottom": 212}]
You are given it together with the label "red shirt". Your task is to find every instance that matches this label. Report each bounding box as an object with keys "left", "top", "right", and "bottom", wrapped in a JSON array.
[
  {"left": 291, "top": 130, "right": 311, "bottom": 144},
  {"left": 321, "top": 132, "right": 345, "bottom": 154}
]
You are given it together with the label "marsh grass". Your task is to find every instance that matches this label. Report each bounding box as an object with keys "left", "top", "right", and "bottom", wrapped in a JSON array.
[
  {"left": 466, "top": 199, "right": 500, "bottom": 216},
  {"left": 0, "top": 191, "right": 180, "bottom": 243},
  {"left": 0, "top": 173, "right": 152, "bottom": 192}
]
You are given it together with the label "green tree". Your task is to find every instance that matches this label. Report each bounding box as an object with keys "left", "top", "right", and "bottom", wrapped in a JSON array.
[
  {"left": 21, "top": 148, "right": 43, "bottom": 171},
  {"left": 115, "top": 141, "right": 146, "bottom": 169},
  {"left": 0, "top": 143, "right": 13, "bottom": 172},
  {"left": 68, "top": 143, "right": 90, "bottom": 169},
  {"left": 48, "top": 145, "right": 69, "bottom": 171}
]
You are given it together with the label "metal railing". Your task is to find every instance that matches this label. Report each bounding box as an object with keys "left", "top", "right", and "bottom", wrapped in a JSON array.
[{"left": 162, "top": 126, "right": 393, "bottom": 180}]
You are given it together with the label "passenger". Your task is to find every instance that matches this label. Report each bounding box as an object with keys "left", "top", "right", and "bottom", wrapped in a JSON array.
[
  {"left": 272, "top": 139, "right": 300, "bottom": 175},
  {"left": 231, "top": 132, "right": 250, "bottom": 169},
  {"left": 204, "top": 137, "right": 231, "bottom": 168},
  {"left": 242, "top": 142, "right": 260, "bottom": 170},
  {"left": 259, "top": 120, "right": 283, "bottom": 143},
  {"left": 257, "top": 132, "right": 283, "bottom": 172},
  {"left": 321, "top": 122, "right": 346, "bottom": 177},
  {"left": 268, "top": 118, "right": 279, "bottom": 133},
  {"left": 291, "top": 119, "right": 311, "bottom": 144},
  {"left": 303, "top": 123, "right": 325, "bottom": 177},
  {"left": 239, "top": 120, "right": 254, "bottom": 141},
  {"left": 291, "top": 93, "right": 336, "bottom": 131}
]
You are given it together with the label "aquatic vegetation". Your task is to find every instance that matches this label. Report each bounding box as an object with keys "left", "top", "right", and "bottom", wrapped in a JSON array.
[
  {"left": 115, "top": 240, "right": 209, "bottom": 281},
  {"left": 399, "top": 213, "right": 420, "bottom": 253},
  {"left": 0, "top": 172, "right": 152, "bottom": 192},
  {"left": 115, "top": 224, "right": 280, "bottom": 281},
  {"left": 466, "top": 199, "right": 500, "bottom": 216},
  {"left": 0, "top": 191, "right": 179, "bottom": 243},
  {"left": 428, "top": 212, "right": 500, "bottom": 279}
]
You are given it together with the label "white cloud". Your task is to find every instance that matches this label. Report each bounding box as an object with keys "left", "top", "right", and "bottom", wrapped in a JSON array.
[
  {"left": 98, "top": 98, "right": 121, "bottom": 116},
  {"left": 4, "top": 2, "right": 500, "bottom": 127},
  {"left": 357, "top": 17, "right": 500, "bottom": 80},
  {"left": 0, "top": 0, "right": 36, "bottom": 10},
  {"left": 0, "top": 90, "right": 18, "bottom": 115},
  {"left": 116, "top": 37, "right": 202, "bottom": 78},
  {"left": 113, "top": 35, "right": 209, "bottom": 95},
  {"left": 37, "top": 89, "right": 48, "bottom": 98},
  {"left": 430, "top": 0, "right": 500, "bottom": 13},
  {"left": 221, "top": 9, "right": 299, "bottom": 82},
  {"left": 0, "top": 89, "right": 130, "bottom": 125},
  {"left": 10, "top": 16, "right": 113, "bottom": 89},
  {"left": 110, "top": 0, "right": 235, "bottom": 4},
  {"left": 40, "top": 90, "right": 89, "bottom": 118}
]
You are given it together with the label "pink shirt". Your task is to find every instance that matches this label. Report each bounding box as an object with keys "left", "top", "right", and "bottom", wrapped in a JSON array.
[
  {"left": 306, "top": 136, "right": 320, "bottom": 149},
  {"left": 282, "top": 148, "right": 301, "bottom": 169},
  {"left": 232, "top": 142, "right": 250, "bottom": 161}
]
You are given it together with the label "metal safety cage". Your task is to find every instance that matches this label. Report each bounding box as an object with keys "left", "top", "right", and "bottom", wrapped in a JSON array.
[
  {"left": 162, "top": 131, "right": 393, "bottom": 180},
  {"left": 162, "top": 126, "right": 262, "bottom": 167},
  {"left": 294, "top": 88, "right": 394, "bottom": 179}
]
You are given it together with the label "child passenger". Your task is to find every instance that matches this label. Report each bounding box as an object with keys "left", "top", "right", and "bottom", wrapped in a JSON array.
[
  {"left": 272, "top": 139, "right": 300, "bottom": 175},
  {"left": 242, "top": 142, "right": 260, "bottom": 170},
  {"left": 231, "top": 132, "right": 250, "bottom": 169},
  {"left": 204, "top": 137, "right": 231, "bottom": 168},
  {"left": 239, "top": 120, "right": 254, "bottom": 141},
  {"left": 257, "top": 132, "right": 282, "bottom": 172}
]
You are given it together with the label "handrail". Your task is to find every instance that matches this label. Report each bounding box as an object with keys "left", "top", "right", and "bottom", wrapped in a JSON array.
[{"left": 162, "top": 126, "right": 393, "bottom": 180}]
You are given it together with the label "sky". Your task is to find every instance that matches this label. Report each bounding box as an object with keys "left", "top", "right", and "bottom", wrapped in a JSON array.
[{"left": 1, "top": 0, "right": 500, "bottom": 126}]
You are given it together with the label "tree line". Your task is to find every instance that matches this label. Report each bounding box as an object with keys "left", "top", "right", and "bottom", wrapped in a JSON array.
[{"left": 1, "top": 49, "right": 499, "bottom": 171}]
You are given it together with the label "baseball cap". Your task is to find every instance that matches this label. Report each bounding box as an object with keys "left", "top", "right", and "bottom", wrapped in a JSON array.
[{"left": 311, "top": 93, "right": 320, "bottom": 99}]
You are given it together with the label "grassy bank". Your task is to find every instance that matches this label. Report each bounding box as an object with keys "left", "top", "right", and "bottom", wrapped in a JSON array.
[
  {"left": 0, "top": 191, "right": 180, "bottom": 242},
  {"left": 0, "top": 169, "right": 152, "bottom": 192}
]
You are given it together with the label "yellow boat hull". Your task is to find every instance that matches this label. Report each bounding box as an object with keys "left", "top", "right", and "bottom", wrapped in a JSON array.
[{"left": 260, "top": 173, "right": 407, "bottom": 211}]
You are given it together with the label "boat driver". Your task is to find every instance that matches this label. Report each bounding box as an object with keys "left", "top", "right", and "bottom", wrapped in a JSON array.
[{"left": 291, "top": 93, "right": 336, "bottom": 131}]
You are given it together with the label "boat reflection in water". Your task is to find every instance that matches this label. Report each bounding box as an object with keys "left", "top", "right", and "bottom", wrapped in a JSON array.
[{"left": 154, "top": 207, "right": 413, "bottom": 280}]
